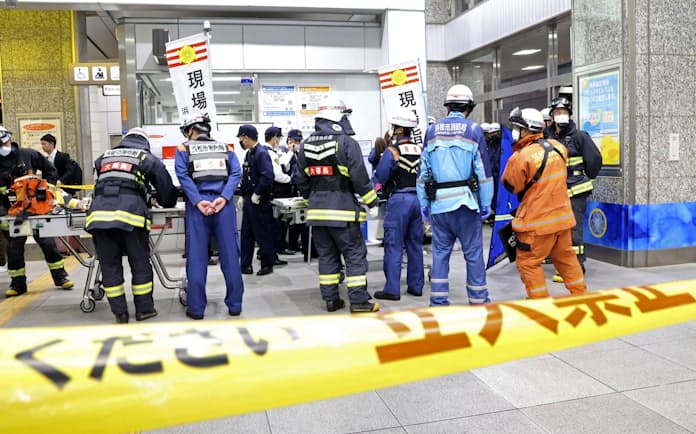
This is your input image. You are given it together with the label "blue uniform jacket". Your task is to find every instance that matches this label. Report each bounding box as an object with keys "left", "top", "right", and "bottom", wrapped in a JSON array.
[
  {"left": 374, "top": 137, "right": 418, "bottom": 191},
  {"left": 239, "top": 143, "right": 274, "bottom": 200},
  {"left": 417, "top": 112, "right": 493, "bottom": 214},
  {"left": 175, "top": 134, "right": 242, "bottom": 204}
]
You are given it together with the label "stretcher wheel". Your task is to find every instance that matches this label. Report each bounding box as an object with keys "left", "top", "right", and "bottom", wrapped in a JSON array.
[
  {"left": 80, "top": 298, "right": 96, "bottom": 313},
  {"left": 91, "top": 286, "right": 105, "bottom": 301}
]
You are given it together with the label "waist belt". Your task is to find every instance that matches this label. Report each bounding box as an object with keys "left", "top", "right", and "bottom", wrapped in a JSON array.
[
  {"left": 434, "top": 180, "right": 469, "bottom": 189},
  {"left": 95, "top": 185, "right": 143, "bottom": 196}
]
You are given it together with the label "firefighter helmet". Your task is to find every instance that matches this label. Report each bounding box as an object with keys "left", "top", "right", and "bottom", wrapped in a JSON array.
[
  {"left": 389, "top": 108, "right": 418, "bottom": 128},
  {"left": 509, "top": 107, "right": 544, "bottom": 133},
  {"left": 444, "top": 84, "right": 476, "bottom": 108},
  {"left": 316, "top": 98, "right": 351, "bottom": 123},
  {"left": 0, "top": 126, "right": 12, "bottom": 145},
  {"left": 549, "top": 97, "right": 572, "bottom": 115},
  {"left": 180, "top": 114, "right": 212, "bottom": 137}
]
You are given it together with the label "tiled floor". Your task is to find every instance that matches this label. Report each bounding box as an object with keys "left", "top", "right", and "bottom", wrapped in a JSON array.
[{"left": 2, "top": 227, "right": 696, "bottom": 433}]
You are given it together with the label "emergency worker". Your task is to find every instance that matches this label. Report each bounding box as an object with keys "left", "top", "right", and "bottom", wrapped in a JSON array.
[
  {"left": 238, "top": 124, "right": 276, "bottom": 276},
  {"left": 284, "top": 129, "right": 304, "bottom": 253},
  {"left": 175, "top": 115, "right": 245, "bottom": 319},
  {"left": 373, "top": 108, "right": 424, "bottom": 300},
  {"left": 545, "top": 97, "right": 602, "bottom": 280},
  {"left": 485, "top": 122, "right": 502, "bottom": 223},
  {"left": 416, "top": 84, "right": 493, "bottom": 306},
  {"left": 0, "top": 126, "right": 74, "bottom": 297},
  {"left": 540, "top": 107, "right": 553, "bottom": 132},
  {"left": 295, "top": 98, "right": 380, "bottom": 313},
  {"left": 263, "top": 126, "right": 291, "bottom": 262},
  {"left": 87, "top": 128, "right": 177, "bottom": 323},
  {"left": 501, "top": 107, "right": 587, "bottom": 298}
]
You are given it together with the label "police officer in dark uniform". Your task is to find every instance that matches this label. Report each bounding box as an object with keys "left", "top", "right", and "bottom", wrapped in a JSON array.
[
  {"left": 295, "top": 98, "right": 380, "bottom": 313},
  {"left": 0, "top": 126, "right": 75, "bottom": 297},
  {"left": 86, "top": 128, "right": 177, "bottom": 323},
  {"left": 545, "top": 97, "right": 602, "bottom": 279},
  {"left": 176, "top": 115, "right": 245, "bottom": 319},
  {"left": 238, "top": 124, "right": 276, "bottom": 276}
]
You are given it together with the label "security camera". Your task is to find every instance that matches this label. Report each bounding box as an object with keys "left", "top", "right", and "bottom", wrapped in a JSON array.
[{"left": 203, "top": 21, "right": 211, "bottom": 32}]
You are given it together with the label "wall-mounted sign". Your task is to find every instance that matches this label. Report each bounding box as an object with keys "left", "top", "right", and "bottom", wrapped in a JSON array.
[
  {"left": 16, "top": 113, "right": 63, "bottom": 153},
  {"left": 578, "top": 67, "right": 621, "bottom": 166},
  {"left": 69, "top": 63, "right": 120, "bottom": 85},
  {"left": 102, "top": 85, "right": 121, "bottom": 96}
]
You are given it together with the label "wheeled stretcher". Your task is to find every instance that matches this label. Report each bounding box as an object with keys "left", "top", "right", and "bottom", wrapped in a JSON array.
[{"left": 3, "top": 208, "right": 188, "bottom": 313}]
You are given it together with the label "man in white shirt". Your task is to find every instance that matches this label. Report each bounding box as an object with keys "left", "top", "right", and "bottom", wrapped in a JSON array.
[{"left": 262, "top": 127, "right": 292, "bottom": 264}]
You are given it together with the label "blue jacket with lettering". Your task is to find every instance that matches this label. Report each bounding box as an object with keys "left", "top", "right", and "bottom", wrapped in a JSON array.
[
  {"left": 238, "top": 142, "right": 274, "bottom": 202},
  {"left": 175, "top": 134, "right": 243, "bottom": 204},
  {"left": 87, "top": 134, "right": 177, "bottom": 233},
  {"left": 417, "top": 112, "right": 493, "bottom": 215}
]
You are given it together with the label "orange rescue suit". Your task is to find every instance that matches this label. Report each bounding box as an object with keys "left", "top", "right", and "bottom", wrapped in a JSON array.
[
  {"left": 502, "top": 133, "right": 586, "bottom": 298},
  {"left": 9, "top": 172, "right": 55, "bottom": 217}
]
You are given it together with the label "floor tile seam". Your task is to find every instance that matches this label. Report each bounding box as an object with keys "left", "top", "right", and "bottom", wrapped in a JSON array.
[
  {"left": 638, "top": 343, "right": 696, "bottom": 374},
  {"left": 264, "top": 409, "right": 272, "bottom": 434},
  {"left": 618, "top": 390, "right": 696, "bottom": 433},
  {"left": 385, "top": 407, "right": 534, "bottom": 431},
  {"left": 549, "top": 352, "right": 621, "bottom": 393},
  {"left": 620, "top": 377, "right": 696, "bottom": 394},
  {"left": 373, "top": 389, "right": 407, "bottom": 430}
]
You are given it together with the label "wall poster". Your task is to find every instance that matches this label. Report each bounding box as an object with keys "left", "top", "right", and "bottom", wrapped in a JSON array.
[
  {"left": 16, "top": 113, "right": 63, "bottom": 153},
  {"left": 577, "top": 68, "right": 621, "bottom": 166}
]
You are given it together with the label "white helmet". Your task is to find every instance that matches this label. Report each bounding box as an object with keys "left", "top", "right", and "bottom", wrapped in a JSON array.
[
  {"left": 180, "top": 113, "right": 211, "bottom": 137},
  {"left": 389, "top": 108, "right": 418, "bottom": 128},
  {"left": 444, "top": 84, "right": 475, "bottom": 107},
  {"left": 125, "top": 127, "right": 150, "bottom": 141},
  {"left": 0, "top": 126, "right": 12, "bottom": 145},
  {"left": 427, "top": 115, "right": 437, "bottom": 125},
  {"left": 540, "top": 107, "right": 552, "bottom": 121},
  {"left": 489, "top": 122, "right": 501, "bottom": 132},
  {"left": 509, "top": 107, "right": 544, "bottom": 133},
  {"left": 317, "top": 98, "right": 350, "bottom": 123},
  {"left": 480, "top": 122, "right": 492, "bottom": 133}
]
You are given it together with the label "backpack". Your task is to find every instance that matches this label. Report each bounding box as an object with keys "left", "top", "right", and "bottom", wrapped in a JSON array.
[{"left": 9, "top": 171, "right": 56, "bottom": 216}]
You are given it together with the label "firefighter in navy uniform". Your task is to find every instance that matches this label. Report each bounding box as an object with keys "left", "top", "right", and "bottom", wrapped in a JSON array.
[
  {"left": 373, "top": 108, "right": 424, "bottom": 301},
  {"left": 87, "top": 128, "right": 177, "bottom": 323},
  {"left": 176, "top": 115, "right": 245, "bottom": 320},
  {"left": 544, "top": 97, "right": 602, "bottom": 281},
  {"left": 238, "top": 124, "right": 276, "bottom": 276},
  {"left": 0, "top": 126, "right": 74, "bottom": 297},
  {"left": 295, "top": 98, "right": 380, "bottom": 313}
]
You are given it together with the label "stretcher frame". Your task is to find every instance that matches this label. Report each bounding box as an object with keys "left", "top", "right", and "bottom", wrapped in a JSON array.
[{"left": 3, "top": 208, "right": 188, "bottom": 313}]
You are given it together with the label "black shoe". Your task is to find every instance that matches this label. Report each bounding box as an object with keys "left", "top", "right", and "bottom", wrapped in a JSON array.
[
  {"left": 135, "top": 309, "right": 158, "bottom": 321},
  {"left": 208, "top": 257, "right": 219, "bottom": 266},
  {"left": 186, "top": 310, "right": 204, "bottom": 320},
  {"left": 278, "top": 249, "right": 296, "bottom": 255},
  {"left": 326, "top": 299, "right": 345, "bottom": 312},
  {"left": 406, "top": 288, "right": 422, "bottom": 297},
  {"left": 116, "top": 313, "right": 129, "bottom": 324},
  {"left": 274, "top": 258, "right": 288, "bottom": 266},
  {"left": 374, "top": 291, "right": 400, "bottom": 301},
  {"left": 228, "top": 309, "right": 242, "bottom": 316},
  {"left": 241, "top": 266, "right": 253, "bottom": 275},
  {"left": 350, "top": 302, "right": 380, "bottom": 313},
  {"left": 256, "top": 267, "right": 273, "bottom": 276}
]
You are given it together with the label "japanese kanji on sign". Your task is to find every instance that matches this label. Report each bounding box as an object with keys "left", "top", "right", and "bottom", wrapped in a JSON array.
[
  {"left": 378, "top": 59, "right": 428, "bottom": 145},
  {"left": 166, "top": 32, "right": 217, "bottom": 126}
]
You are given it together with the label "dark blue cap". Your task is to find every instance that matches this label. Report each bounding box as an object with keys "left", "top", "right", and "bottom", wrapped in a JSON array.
[
  {"left": 287, "top": 129, "right": 303, "bottom": 140},
  {"left": 237, "top": 124, "right": 258, "bottom": 140},
  {"left": 265, "top": 126, "right": 283, "bottom": 138}
]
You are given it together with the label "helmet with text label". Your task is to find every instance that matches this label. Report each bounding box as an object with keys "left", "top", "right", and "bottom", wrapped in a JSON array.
[
  {"left": 444, "top": 84, "right": 476, "bottom": 109},
  {"left": 0, "top": 126, "right": 12, "bottom": 145},
  {"left": 316, "top": 98, "right": 352, "bottom": 123},
  {"left": 180, "top": 113, "right": 211, "bottom": 137},
  {"left": 540, "top": 107, "right": 552, "bottom": 121},
  {"left": 509, "top": 107, "right": 544, "bottom": 133},
  {"left": 389, "top": 108, "right": 418, "bottom": 128}
]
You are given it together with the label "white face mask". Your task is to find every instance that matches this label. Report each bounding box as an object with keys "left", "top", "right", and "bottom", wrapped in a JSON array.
[
  {"left": 511, "top": 128, "right": 521, "bottom": 142},
  {"left": 0, "top": 146, "right": 11, "bottom": 157},
  {"left": 554, "top": 114, "right": 570, "bottom": 125}
]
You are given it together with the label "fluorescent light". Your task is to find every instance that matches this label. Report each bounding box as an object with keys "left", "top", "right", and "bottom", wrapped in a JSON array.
[
  {"left": 216, "top": 101, "right": 237, "bottom": 104},
  {"left": 513, "top": 49, "right": 541, "bottom": 56},
  {"left": 214, "top": 91, "right": 240, "bottom": 95},
  {"left": 521, "top": 65, "right": 544, "bottom": 71},
  {"left": 212, "top": 76, "right": 242, "bottom": 82}
]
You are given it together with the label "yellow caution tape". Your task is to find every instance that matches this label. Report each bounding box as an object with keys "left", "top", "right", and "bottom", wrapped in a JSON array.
[
  {"left": 59, "top": 184, "right": 95, "bottom": 190},
  {"left": 1, "top": 280, "right": 695, "bottom": 433}
]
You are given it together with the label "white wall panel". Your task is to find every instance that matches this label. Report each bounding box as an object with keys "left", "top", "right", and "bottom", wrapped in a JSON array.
[
  {"left": 243, "top": 25, "right": 305, "bottom": 70},
  {"left": 431, "top": 0, "right": 570, "bottom": 61},
  {"left": 178, "top": 24, "right": 244, "bottom": 70},
  {"left": 385, "top": 10, "right": 427, "bottom": 67},
  {"left": 364, "top": 26, "right": 383, "bottom": 71},
  {"left": 305, "top": 27, "right": 365, "bottom": 70},
  {"left": 426, "top": 23, "right": 447, "bottom": 61}
]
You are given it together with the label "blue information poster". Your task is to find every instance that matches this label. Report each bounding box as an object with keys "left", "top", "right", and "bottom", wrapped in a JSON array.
[{"left": 578, "top": 69, "right": 620, "bottom": 166}]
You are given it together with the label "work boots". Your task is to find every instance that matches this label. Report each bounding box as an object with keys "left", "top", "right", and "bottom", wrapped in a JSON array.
[
  {"left": 5, "top": 276, "right": 27, "bottom": 297},
  {"left": 51, "top": 269, "right": 74, "bottom": 290},
  {"left": 326, "top": 299, "right": 345, "bottom": 312},
  {"left": 350, "top": 302, "right": 380, "bottom": 313}
]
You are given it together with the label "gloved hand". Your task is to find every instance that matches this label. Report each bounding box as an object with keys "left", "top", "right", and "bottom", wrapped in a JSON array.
[
  {"left": 251, "top": 193, "right": 261, "bottom": 205},
  {"left": 367, "top": 205, "right": 379, "bottom": 218},
  {"left": 235, "top": 196, "right": 244, "bottom": 212},
  {"left": 421, "top": 207, "right": 430, "bottom": 222},
  {"left": 480, "top": 205, "right": 492, "bottom": 221}
]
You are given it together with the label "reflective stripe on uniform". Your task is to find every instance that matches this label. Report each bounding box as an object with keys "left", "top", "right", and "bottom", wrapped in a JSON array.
[
  {"left": 566, "top": 277, "right": 585, "bottom": 287},
  {"left": 132, "top": 281, "right": 153, "bottom": 295},
  {"left": 495, "top": 213, "right": 513, "bottom": 222},
  {"left": 467, "top": 284, "right": 487, "bottom": 291},
  {"left": 319, "top": 274, "right": 341, "bottom": 285},
  {"left": 469, "top": 296, "right": 488, "bottom": 304},
  {"left": 528, "top": 286, "right": 548, "bottom": 295},
  {"left": 361, "top": 189, "right": 377, "bottom": 204},
  {"left": 573, "top": 245, "right": 585, "bottom": 255},
  {"left": 514, "top": 211, "right": 574, "bottom": 230},
  {"left": 430, "top": 278, "right": 448, "bottom": 284},
  {"left": 336, "top": 165, "right": 350, "bottom": 177},
  {"left": 345, "top": 275, "right": 367, "bottom": 287},
  {"left": 86, "top": 210, "right": 151, "bottom": 230},
  {"left": 8, "top": 268, "right": 26, "bottom": 278},
  {"left": 430, "top": 291, "right": 449, "bottom": 297},
  {"left": 567, "top": 156, "right": 584, "bottom": 166},
  {"left": 306, "top": 209, "right": 366, "bottom": 222},
  {"left": 104, "top": 284, "right": 125, "bottom": 298},
  {"left": 47, "top": 259, "right": 65, "bottom": 270},
  {"left": 567, "top": 180, "right": 593, "bottom": 197}
]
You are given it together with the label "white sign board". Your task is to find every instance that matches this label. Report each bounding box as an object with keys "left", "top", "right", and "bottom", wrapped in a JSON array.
[{"left": 378, "top": 59, "right": 428, "bottom": 145}]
